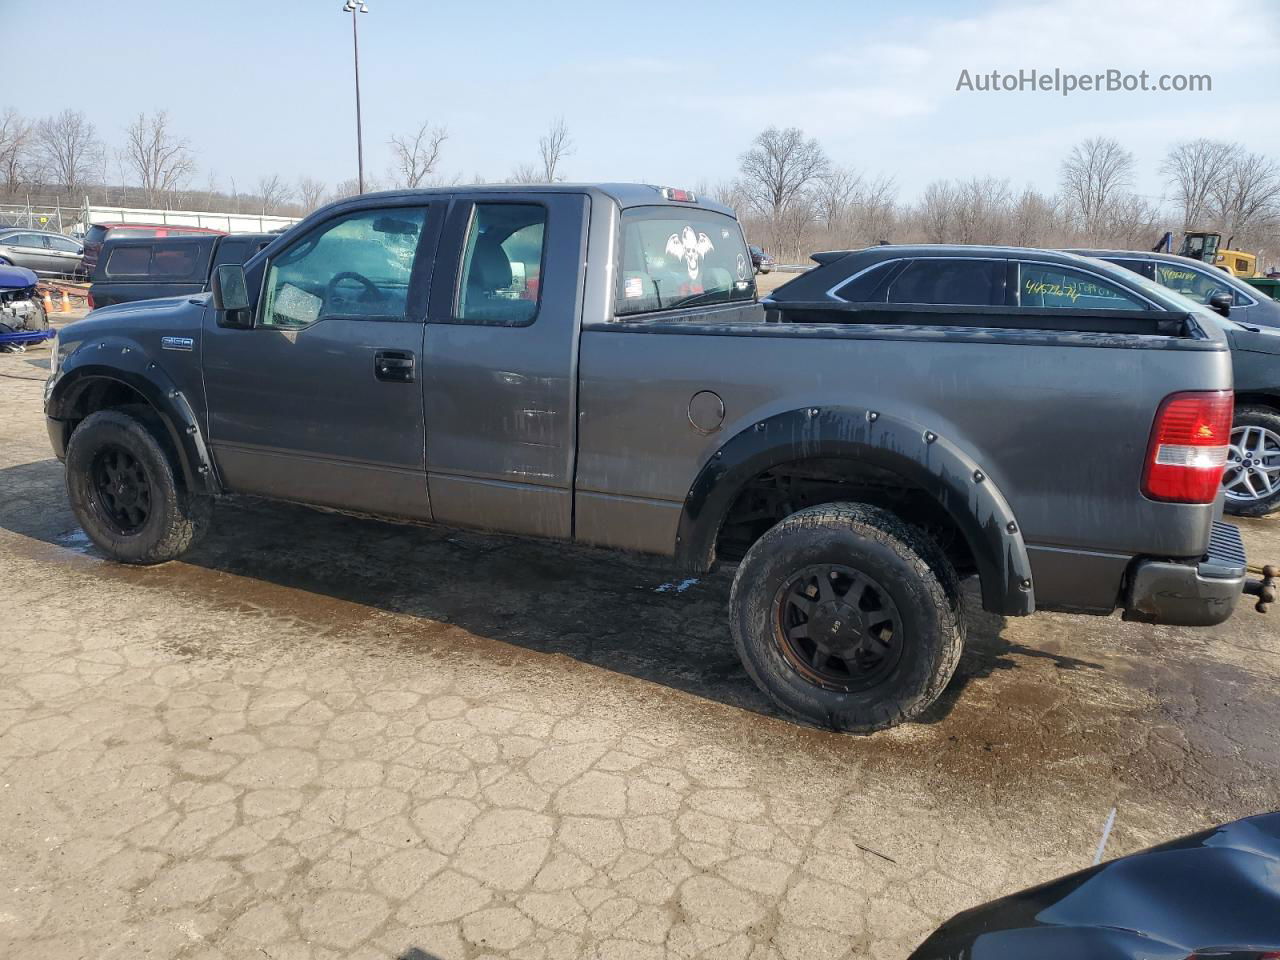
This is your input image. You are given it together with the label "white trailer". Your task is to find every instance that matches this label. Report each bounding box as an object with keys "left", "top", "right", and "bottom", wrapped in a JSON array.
[{"left": 75, "top": 201, "right": 300, "bottom": 236}]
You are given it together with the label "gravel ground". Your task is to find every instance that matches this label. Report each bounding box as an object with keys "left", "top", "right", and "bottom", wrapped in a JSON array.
[{"left": 1, "top": 334, "right": 1277, "bottom": 960}]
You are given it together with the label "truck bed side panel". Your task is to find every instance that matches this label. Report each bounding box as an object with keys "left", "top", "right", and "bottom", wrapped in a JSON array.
[{"left": 575, "top": 325, "right": 1231, "bottom": 610}]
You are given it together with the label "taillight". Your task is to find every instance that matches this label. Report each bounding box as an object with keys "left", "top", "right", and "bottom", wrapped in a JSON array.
[
  {"left": 1142, "top": 390, "right": 1233, "bottom": 503},
  {"left": 86, "top": 292, "right": 95, "bottom": 309}
]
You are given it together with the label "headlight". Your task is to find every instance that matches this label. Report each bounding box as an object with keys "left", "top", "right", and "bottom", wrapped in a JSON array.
[{"left": 48, "top": 331, "right": 59, "bottom": 377}]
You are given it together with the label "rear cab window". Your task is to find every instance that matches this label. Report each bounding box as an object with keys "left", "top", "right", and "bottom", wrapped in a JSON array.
[{"left": 615, "top": 207, "right": 755, "bottom": 317}]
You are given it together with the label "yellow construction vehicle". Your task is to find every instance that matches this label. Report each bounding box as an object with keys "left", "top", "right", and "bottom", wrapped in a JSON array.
[{"left": 1161, "top": 230, "right": 1261, "bottom": 278}]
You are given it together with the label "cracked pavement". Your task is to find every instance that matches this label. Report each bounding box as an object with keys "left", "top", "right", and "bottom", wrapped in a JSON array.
[{"left": 1, "top": 339, "right": 1278, "bottom": 959}]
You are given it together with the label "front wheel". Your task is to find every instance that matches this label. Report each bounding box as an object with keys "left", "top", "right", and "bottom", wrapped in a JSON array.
[
  {"left": 729, "top": 502, "right": 964, "bottom": 733},
  {"left": 65, "top": 409, "right": 212, "bottom": 563},
  {"left": 1223, "top": 406, "right": 1280, "bottom": 517}
]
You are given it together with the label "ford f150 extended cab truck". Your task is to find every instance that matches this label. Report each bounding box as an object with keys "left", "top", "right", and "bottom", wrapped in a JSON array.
[{"left": 43, "top": 184, "right": 1265, "bottom": 732}]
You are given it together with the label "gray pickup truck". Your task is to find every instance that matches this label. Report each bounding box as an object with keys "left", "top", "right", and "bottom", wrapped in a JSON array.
[{"left": 43, "top": 184, "right": 1266, "bottom": 732}]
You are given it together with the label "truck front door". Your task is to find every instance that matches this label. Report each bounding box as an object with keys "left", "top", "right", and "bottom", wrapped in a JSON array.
[
  {"left": 422, "top": 192, "right": 589, "bottom": 539},
  {"left": 202, "top": 198, "right": 445, "bottom": 519}
]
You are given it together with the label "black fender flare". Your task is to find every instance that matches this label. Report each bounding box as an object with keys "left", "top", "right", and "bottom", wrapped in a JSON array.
[
  {"left": 47, "top": 340, "right": 220, "bottom": 495},
  {"left": 674, "top": 406, "right": 1034, "bottom": 616}
]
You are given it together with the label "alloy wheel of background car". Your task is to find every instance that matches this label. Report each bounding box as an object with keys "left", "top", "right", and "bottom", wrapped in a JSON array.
[
  {"left": 1224, "top": 424, "right": 1280, "bottom": 505},
  {"left": 773, "top": 563, "right": 905, "bottom": 692}
]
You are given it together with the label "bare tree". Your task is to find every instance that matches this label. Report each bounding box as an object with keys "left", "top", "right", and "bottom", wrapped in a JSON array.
[
  {"left": 256, "top": 174, "right": 292, "bottom": 215},
  {"left": 538, "top": 117, "right": 573, "bottom": 182},
  {"left": 1212, "top": 148, "right": 1280, "bottom": 242},
  {"left": 509, "top": 163, "right": 540, "bottom": 184},
  {"left": 953, "top": 176, "right": 1012, "bottom": 244},
  {"left": 297, "top": 176, "right": 328, "bottom": 212},
  {"left": 1162, "top": 138, "right": 1235, "bottom": 230},
  {"left": 1060, "top": 136, "right": 1134, "bottom": 236},
  {"left": 122, "top": 111, "right": 194, "bottom": 207},
  {"left": 333, "top": 177, "right": 371, "bottom": 200},
  {"left": 738, "top": 126, "right": 829, "bottom": 220},
  {"left": 0, "top": 108, "right": 34, "bottom": 193},
  {"left": 1007, "top": 187, "right": 1060, "bottom": 247},
  {"left": 1101, "top": 193, "right": 1162, "bottom": 248},
  {"left": 389, "top": 121, "right": 448, "bottom": 188},
  {"left": 815, "top": 166, "right": 861, "bottom": 233},
  {"left": 776, "top": 194, "right": 818, "bottom": 262},
  {"left": 848, "top": 175, "right": 898, "bottom": 245},
  {"left": 919, "top": 180, "right": 957, "bottom": 242},
  {"left": 709, "top": 179, "right": 749, "bottom": 214},
  {"left": 35, "top": 109, "right": 101, "bottom": 194}
]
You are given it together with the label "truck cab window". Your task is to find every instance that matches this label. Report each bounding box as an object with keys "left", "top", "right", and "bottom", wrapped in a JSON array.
[
  {"left": 1019, "top": 263, "right": 1146, "bottom": 310},
  {"left": 456, "top": 203, "right": 546, "bottom": 326},
  {"left": 260, "top": 207, "right": 426, "bottom": 328},
  {"left": 615, "top": 207, "right": 755, "bottom": 317}
]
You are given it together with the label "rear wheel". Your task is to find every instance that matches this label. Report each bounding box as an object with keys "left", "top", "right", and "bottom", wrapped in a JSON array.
[
  {"left": 1223, "top": 405, "right": 1280, "bottom": 517},
  {"left": 65, "top": 409, "right": 211, "bottom": 563},
  {"left": 729, "top": 502, "right": 964, "bottom": 733}
]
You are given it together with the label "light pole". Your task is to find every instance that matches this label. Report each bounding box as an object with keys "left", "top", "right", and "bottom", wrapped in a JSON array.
[{"left": 341, "top": 0, "right": 369, "bottom": 194}]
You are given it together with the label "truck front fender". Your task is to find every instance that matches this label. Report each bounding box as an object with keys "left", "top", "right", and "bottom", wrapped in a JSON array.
[
  {"left": 674, "top": 406, "right": 1035, "bottom": 617},
  {"left": 47, "top": 339, "right": 219, "bottom": 496}
]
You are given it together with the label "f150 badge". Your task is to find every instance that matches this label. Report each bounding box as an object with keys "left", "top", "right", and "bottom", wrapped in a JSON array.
[{"left": 161, "top": 336, "right": 194, "bottom": 351}]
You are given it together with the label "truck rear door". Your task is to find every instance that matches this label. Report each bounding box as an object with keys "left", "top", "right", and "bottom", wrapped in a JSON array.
[{"left": 422, "top": 191, "right": 589, "bottom": 539}]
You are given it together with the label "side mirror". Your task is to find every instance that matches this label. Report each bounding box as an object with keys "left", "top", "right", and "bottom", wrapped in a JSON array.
[
  {"left": 211, "top": 263, "right": 252, "bottom": 328},
  {"left": 1208, "top": 292, "right": 1232, "bottom": 318}
]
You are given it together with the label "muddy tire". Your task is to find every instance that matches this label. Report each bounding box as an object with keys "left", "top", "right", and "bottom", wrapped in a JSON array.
[
  {"left": 65, "top": 408, "right": 211, "bottom": 564},
  {"left": 1223, "top": 405, "right": 1280, "bottom": 518},
  {"left": 729, "top": 502, "right": 965, "bottom": 733}
]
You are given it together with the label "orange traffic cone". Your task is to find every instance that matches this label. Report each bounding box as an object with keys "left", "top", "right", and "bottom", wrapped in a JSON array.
[
  {"left": 42, "top": 292, "right": 53, "bottom": 314},
  {"left": 60, "top": 291, "right": 71, "bottom": 313}
]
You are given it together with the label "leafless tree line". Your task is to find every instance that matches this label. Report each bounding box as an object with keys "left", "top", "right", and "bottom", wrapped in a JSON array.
[
  {"left": 0, "top": 105, "right": 581, "bottom": 222},
  {"left": 5, "top": 103, "right": 1278, "bottom": 264},
  {"left": 731, "top": 127, "right": 1280, "bottom": 266}
]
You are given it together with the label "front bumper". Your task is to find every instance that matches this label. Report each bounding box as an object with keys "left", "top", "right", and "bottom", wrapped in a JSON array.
[
  {"left": 1123, "top": 521, "right": 1247, "bottom": 626},
  {"left": 46, "top": 416, "right": 67, "bottom": 462}
]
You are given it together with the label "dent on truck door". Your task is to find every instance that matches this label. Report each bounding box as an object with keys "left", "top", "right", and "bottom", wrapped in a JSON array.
[
  {"left": 423, "top": 193, "right": 589, "bottom": 539},
  {"left": 202, "top": 200, "right": 444, "bottom": 519}
]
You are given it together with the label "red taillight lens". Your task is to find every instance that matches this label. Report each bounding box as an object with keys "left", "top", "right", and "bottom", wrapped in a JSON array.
[
  {"left": 86, "top": 292, "right": 94, "bottom": 309},
  {"left": 1143, "top": 390, "right": 1233, "bottom": 503}
]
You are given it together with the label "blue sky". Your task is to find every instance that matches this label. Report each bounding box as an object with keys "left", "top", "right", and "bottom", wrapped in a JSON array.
[{"left": 10, "top": 0, "right": 1280, "bottom": 202}]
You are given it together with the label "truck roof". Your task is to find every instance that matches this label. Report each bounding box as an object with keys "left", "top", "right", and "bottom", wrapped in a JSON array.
[{"left": 323, "top": 183, "right": 736, "bottom": 218}]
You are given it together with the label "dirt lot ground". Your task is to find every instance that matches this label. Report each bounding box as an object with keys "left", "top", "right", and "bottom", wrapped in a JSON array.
[{"left": 2, "top": 330, "right": 1279, "bottom": 960}]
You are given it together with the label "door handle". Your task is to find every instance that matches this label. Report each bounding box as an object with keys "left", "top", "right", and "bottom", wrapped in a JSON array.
[{"left": 374, "top": 349, "right": 415, "bottom": 383}]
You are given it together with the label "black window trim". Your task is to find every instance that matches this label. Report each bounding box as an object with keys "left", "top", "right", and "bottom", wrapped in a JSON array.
[
  {"left": 832, "top": 256, "right": 1009, "bottom": 307},
  {"left": 445, "top": 199, "right": 550, "bottom": 329}
]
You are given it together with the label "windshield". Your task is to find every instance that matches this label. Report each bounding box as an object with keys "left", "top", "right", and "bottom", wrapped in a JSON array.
[{"left": 616, "top": 206, "right": 755, "bottom": 316}]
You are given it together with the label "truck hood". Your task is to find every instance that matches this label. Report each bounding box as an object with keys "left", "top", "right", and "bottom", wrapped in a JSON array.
[{"left": 62, "top": 293, "right": 207, "bottom": 349}]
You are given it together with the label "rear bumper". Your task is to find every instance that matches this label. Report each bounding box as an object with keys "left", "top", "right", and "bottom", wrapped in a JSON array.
[{"left": 1122, "top": 521, "right": 1246, "bottom": 626}]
